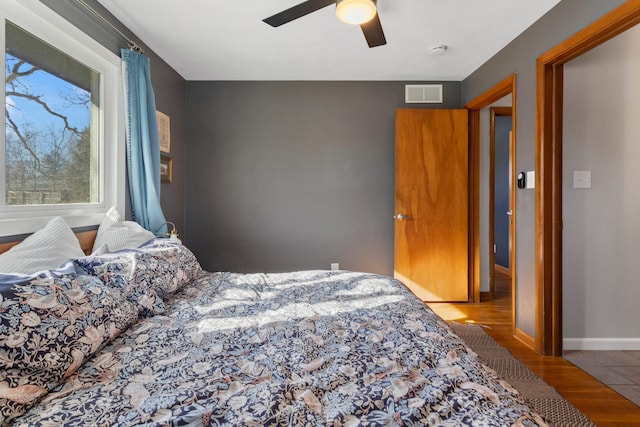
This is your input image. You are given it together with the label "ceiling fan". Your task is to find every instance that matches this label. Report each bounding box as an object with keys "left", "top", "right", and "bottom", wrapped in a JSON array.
[{"left": 263, "top": 0, "right": 386, "bottom": 48}]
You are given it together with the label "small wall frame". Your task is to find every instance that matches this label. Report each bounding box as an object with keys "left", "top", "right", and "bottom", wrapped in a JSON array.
[
  {"left": 156, "top": 110, "right": 171, "bottom": 153},
  {"left": 160, "top": 155, "right": 172, "bottom": 183}
]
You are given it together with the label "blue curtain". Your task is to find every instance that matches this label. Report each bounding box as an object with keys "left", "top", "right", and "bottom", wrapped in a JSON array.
[{"left": 121, "top": 49, "right": 167, "bottom": 233}]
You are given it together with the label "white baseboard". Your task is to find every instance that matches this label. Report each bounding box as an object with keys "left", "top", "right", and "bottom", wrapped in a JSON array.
[{"left": 563, "top": 338, "right": 640, "bottom": 350}]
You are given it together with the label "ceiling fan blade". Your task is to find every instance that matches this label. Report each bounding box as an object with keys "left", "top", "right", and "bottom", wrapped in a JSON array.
[
  {"left": 360, "top": 13, "right": 386, "bottom": 48},
  {"left": 263, "top": 0, "right": 337, "bottom": 27}
]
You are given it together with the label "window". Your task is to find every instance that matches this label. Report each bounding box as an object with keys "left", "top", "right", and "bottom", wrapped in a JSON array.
[
  {"left": 5, "top": 21, "right": 99, "bottom": 206},
  {"left": 0, "top": 0, "right": 124, "bottom": 236}
]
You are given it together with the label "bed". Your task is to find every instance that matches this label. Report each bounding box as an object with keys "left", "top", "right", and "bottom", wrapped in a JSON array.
[{"left": 0, "top": 214, "right": 548, "bottom": 426}]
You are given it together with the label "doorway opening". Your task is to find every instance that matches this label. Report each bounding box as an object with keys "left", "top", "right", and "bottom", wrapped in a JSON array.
[
  {"left": 489, "top": 107, "right": 513, "bottom": 301},
  {"left": 535, "top": 1, "right": 640, "bottom": 356},
  {"left": 466, "top": 73, "right": 518, "bottom": 339}
]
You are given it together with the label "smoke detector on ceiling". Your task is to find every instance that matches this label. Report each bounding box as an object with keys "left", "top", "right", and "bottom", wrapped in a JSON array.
[{"left": 428, "top": 45, "right": 448, "bottom": 56}]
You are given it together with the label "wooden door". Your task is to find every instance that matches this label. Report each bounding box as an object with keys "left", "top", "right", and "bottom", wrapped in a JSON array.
[{"left": 394, "top": 109, "right": 469, "bottom": 302}]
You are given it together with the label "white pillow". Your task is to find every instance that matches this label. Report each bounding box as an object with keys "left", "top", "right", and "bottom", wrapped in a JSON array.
[
  {"left": 90, "top": 242, "right": 110, "bottom": 256},
  {"left": 92, "top": 206, "right": 155, "bottom": 253},
  {"left": 0, "top": 216, "right": 85, "bottom": 275}
]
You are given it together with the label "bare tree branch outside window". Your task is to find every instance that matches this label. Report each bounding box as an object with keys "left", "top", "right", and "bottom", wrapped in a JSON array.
[{"left": 5, "top": 48, "right": 93, "bottom": 205}]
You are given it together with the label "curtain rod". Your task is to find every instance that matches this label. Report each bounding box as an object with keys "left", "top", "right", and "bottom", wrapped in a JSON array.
[{"left": 76, "top": 0, "right": 144, "bottom": 53}]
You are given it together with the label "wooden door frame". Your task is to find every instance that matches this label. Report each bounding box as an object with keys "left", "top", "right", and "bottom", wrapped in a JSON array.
[
  {"left": 489, "top": 107, "right": 513, "bottom": 300},
  {"left": 465, "top": 74, "right": 516, "bottom": 325},
  {"left": 535, "top": 0, "right": 640, "bottom": 356}
]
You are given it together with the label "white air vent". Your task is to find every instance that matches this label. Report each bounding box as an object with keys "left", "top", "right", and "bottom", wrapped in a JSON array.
[{"left": 405, "top": 84, "right": 443, "bottom": 104}]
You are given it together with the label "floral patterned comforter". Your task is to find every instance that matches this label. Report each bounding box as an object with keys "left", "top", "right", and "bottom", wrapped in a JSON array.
[{"left": 14, "top": 269, "right": 547, "bottom": 426}]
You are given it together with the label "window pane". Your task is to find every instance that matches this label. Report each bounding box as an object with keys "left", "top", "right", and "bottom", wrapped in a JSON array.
[{"left": 5, "top": 20, "right": 99, "bottom": 205}]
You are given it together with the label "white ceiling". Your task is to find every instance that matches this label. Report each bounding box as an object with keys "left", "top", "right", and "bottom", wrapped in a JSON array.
[{"left": 96, "top": 0, "right": 562, "bottom": 81}]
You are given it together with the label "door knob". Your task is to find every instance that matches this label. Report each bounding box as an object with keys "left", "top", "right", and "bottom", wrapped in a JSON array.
[
  {"left": 506, "top": 210, "right": 513, "bottom": 216},
  {"left": 394, "top": 213, "right": 413, "bottom": 220}
]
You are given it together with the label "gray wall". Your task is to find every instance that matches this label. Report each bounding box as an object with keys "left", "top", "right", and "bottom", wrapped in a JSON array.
[
  {"left": 562, "top": 24, "right": 640, "bottom": 348},
  {"left": 186, "top": 81, "right": 460, "bottom": 273},
  {"left": 462, "top": 0, "right": 626, "bottom": 336},
  {"left": 39, "top": 0, "right": 187, "bottom": 238}
]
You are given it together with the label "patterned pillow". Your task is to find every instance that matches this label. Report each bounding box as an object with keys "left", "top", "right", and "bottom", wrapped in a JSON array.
[
  {"left": 0, "top": 262, "right": 139, "bottom": 425},
  {"left": 74, "top": 239, "right": 203, "bottom": 317},
  {"left": 73, "top": 251, "right": 168, "bottom": 317},
  {"left": 137, "top": 238, "right": 203, "bottom": 294}
]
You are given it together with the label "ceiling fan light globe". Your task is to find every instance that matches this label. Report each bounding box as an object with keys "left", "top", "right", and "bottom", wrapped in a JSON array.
[{"left": 336, "top": 0, "right": 377, "bottom": 25}]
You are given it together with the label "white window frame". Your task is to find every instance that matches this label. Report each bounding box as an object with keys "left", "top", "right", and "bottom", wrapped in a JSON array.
[{"left": 0, "top": 0, "right": 124, "bottom": 236}]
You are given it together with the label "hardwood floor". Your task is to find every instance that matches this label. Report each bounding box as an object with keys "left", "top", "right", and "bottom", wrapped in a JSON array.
[{"left": 428, "top": 272, "right": 640, "bottom": 426}]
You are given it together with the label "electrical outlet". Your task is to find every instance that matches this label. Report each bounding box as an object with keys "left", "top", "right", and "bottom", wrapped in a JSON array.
[{"left": 331, "top": 263, "right": 339, "bottom": 271}]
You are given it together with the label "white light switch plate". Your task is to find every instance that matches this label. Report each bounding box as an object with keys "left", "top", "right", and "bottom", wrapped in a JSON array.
[
  {"left": 573, "top": 171, "right": 591, "bottom": 188},
  {"left": 526, "top": 171, "right": 535, "bottom": 189}
]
